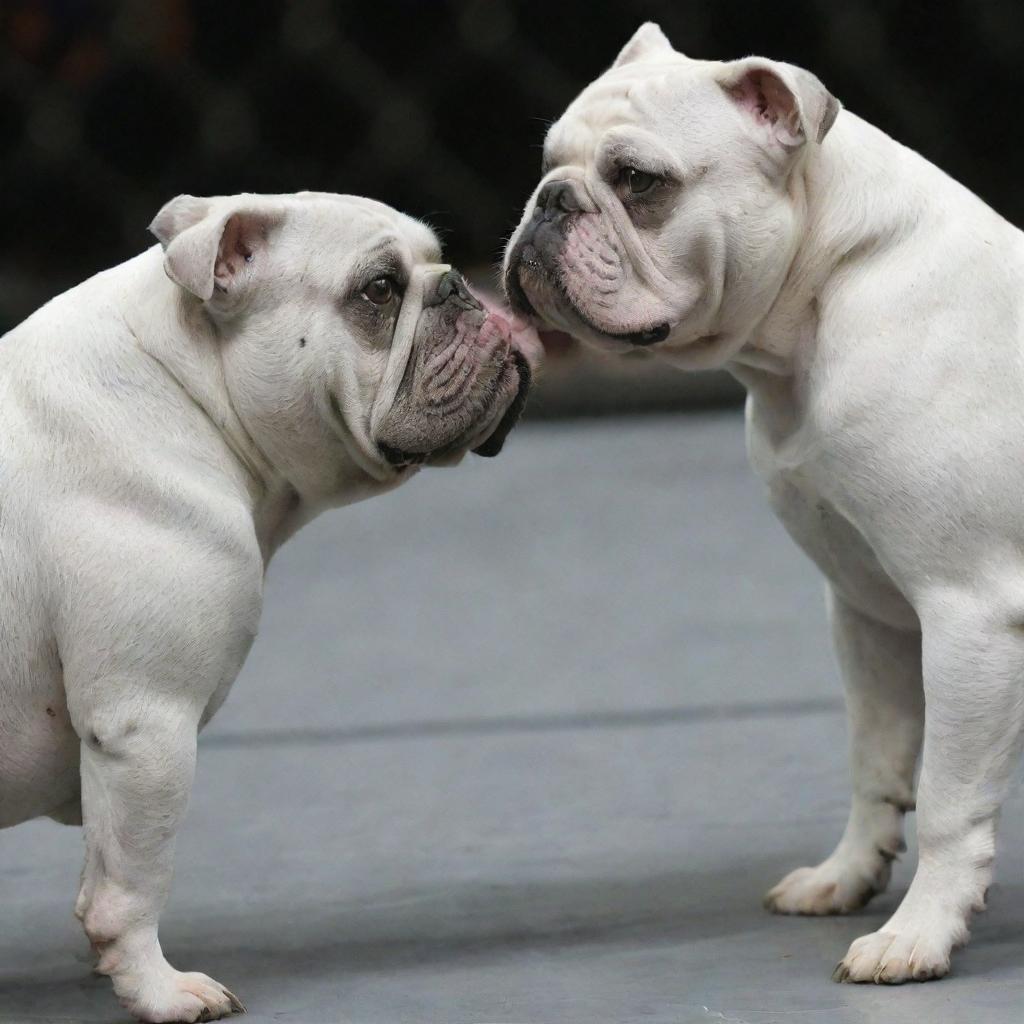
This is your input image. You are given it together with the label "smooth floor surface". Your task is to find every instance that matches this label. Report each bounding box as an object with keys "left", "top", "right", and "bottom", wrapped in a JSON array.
[{"left": 2, "top": 412, "right": 1022, "bottom": 1024}]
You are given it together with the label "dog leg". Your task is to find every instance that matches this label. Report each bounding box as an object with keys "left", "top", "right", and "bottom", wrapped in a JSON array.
[
  {"left": 74, "top": 693, "right": 243, "bottom": 1022},
  {"left": 834, "top": 590, "right": 1024, "bottom": 982},
  {"left": 765, "top": 590, "right": 923, "bottom": 915}
]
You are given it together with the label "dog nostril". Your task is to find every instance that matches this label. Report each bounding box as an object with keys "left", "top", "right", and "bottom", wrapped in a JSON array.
[
  {"left": 538, "top": 180, "right": 580, "bottom": 216},
  {"left": 436, "top": 272, "right": 457, "bottom": 302}
]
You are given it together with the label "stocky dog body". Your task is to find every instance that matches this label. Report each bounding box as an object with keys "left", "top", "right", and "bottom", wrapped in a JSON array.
[
  {"left": 0, "top": 192, "right": 534, "bottom": 1021},
  {"left": 505, "top": 23, "right": 1024, "bottom": 983}
]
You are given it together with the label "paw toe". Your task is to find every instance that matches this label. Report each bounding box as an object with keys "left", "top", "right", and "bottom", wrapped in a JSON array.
[
  {"left": 765, "top": 860, "right": 885, "bottom": 916},
  {"left": 834, "top": 929, "right": 951, "bottom": 985},
  {"left": 121, "top": 969, "right": 243, "bottom": 1022}
]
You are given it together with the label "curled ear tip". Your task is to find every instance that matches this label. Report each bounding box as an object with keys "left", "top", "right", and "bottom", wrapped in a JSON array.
[
  {"left": 153, "top": 193, "right": 199, "bottom": 219},
  {"left": 634, "top": 21, "right": 671, "bottom": 42},
  {"left": 149, "top": 194, "right": 211, "bottom": 246},
  {"left": 149, "top": 208, "right": 175, "bottom": 247},
  {"left": 613, "top": 20, "right": 674, "bottom": 67}
]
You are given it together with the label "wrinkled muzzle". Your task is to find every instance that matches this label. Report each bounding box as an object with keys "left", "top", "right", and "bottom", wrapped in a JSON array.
[
  {"left": 370, "top": 264, "right": 532, "bottom": 468},
  {"left": 505, "top": 177, "right": 675, "bottom": 349}
]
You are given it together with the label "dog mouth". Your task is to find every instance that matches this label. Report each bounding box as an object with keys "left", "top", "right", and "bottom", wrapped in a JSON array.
[
  {"left": 471, "top": 349, "right": 531, "bottom": 458},
  {"left": 376, "top": 349, "right": 531, "bottom": 469},
  {"left": 512, "top": 244, "right": 670, "bottom": 348}
]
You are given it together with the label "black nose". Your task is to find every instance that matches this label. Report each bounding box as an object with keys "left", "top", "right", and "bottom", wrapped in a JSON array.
[
  {"left": 423, "top": 269, "right": 480, "bottom": 309},
  {"left": 536, "top": 180, "right": 582, "bottom": 217}
]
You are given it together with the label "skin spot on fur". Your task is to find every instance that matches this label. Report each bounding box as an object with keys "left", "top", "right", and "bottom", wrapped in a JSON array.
[
  {"left": 298, "top": 337, "right": 306, "bottom": 347},
  {"left": 45, "top": 706, "right": 56, "bottom": 717}
]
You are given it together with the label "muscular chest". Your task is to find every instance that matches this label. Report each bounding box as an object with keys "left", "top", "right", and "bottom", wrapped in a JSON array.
[{"left": 743, "top": 385, "right": 918, "bottom": 628}]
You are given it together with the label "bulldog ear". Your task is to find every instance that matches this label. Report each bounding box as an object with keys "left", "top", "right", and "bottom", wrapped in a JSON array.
[
  {"left": 149, "top": 194, "right": 276, "bottom": 303},
  {"left": 612, "top": 22, "right": 676, "bottom": 68},
  {"left": 720, "top": 58, "right": 840, "bottom": 148}
]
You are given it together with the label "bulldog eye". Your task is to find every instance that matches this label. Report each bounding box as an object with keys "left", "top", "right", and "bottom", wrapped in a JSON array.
[
  {"left": 624, "top": 167, "right": 657, "bottom": 194},
  {"left": 363, "top": 277, "right": 396, "bottom": 305}
]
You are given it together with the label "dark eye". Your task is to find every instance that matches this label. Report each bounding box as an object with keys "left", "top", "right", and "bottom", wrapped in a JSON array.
[
  {"left": 624, "top": 167, "right": 657, "bottom": 194},
  {"left": 363, "top": 277, "right": 396, "bottom": 305}
]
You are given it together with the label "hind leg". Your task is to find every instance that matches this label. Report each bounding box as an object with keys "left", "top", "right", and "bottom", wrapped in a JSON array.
[
  {"left": 73, "top": 691, "right": 243, "bottom": 1022},
  {"left": 835, "top": 590, "right": 1024, "bottom": 982}
]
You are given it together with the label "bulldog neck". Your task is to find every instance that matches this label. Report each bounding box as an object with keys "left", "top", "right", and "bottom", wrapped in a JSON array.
[
  {"left": 728, "top": 110, "right": 934, "bottom": 387},
  {"left": 122, "top": 249, "right": 271, "bottom": 479},
  {"left": 118, "top": 248, "right": 325, "bottom": 559}
]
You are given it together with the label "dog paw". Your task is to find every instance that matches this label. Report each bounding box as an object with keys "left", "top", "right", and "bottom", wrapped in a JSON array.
[
  {"left": 832, "top": 928, "right": 953, "bottom": 984},
  {"left": 116, "top": 967, "right": 244, "bottom": 1023},
  {"left": 764, "top": 855, "right": 892, "bottom": 915}
]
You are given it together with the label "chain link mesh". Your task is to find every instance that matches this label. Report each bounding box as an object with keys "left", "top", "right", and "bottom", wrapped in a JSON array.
[{"left": 2, "top": 0, "right": 1021, "bottom": 340}]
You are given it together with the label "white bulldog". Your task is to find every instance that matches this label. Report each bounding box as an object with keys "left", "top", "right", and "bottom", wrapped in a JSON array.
[
  {"left": 505, "top": 22, "right": 1024, "bottom": 984},
  {"left": 0, "top": 191, "right": 535, "bottom": 1021}
]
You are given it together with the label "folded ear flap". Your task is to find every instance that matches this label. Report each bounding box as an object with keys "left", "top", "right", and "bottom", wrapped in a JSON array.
[
  {"left": 720, "top": 58, "right": 840, "bottom": 149},
  {"left": 148, "top": 194, "right": 274, "bottom": 303},
  {"left": 612, "top": 22, "right": 676, "bottom": 68}
]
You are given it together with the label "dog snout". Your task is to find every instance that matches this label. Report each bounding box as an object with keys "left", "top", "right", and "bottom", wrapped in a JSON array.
[
  {"left": 423, "top": 269, "right": 480, "bottom": 310},
  {"left": 505, "top": 182, "right": 585, "bottom": 319},
  {"left": 536, "top": 179, "right": 582, "bottom": 219}
]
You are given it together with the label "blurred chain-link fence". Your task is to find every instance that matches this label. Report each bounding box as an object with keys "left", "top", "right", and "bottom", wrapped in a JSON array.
[{"left": 3, "top": 0, "right": 1022, "bottom": 411}]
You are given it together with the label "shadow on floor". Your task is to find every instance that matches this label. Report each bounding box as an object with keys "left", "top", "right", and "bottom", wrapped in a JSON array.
[{"left": 199, "top": 696, "right": 845, "bottom": 751}]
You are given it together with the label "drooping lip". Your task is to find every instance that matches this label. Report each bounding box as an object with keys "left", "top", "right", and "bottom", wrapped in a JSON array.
[
  {"left": 471, "top": 349, "right": 531, "bottom": 458},
  {"left": 466, "top": 291, "right": 538, "bottom": 458},
  {"left": 513, "top": 248, "right": 671, "bottom": 348},
  {"left": 375, "top": 304, "right": 535, "bottom": 470},
  {"left": 376, "top": 350, "right": 531, "bottom": 468}
]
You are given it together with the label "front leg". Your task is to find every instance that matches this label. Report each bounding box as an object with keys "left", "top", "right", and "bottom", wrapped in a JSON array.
[
  {"left": 74, "top": 691, "right": 243, "bottom": 1022},
  {"left": 835, "top": 590, "right": 1024, "bottom": 982},
  {"left": 766, "top": 589, "right": 924, "bottom": 914}
]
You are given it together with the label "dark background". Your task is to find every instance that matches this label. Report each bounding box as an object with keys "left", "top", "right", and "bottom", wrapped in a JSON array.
[{"left": 2, "top": 0, "right": 1022, "bottom": 335}]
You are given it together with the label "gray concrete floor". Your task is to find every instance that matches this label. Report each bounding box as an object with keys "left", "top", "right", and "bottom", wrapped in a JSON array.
[{"left": 2, "top": 412, "right": 1022, "bottom": 1024}]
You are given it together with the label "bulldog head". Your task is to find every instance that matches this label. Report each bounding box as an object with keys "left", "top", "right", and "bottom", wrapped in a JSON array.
[
  {"left": 151, "top": 192, "right": 535, "bottom": 503},
  {"left": 504, "top": 23, "right": 839, "bottom": 369}
]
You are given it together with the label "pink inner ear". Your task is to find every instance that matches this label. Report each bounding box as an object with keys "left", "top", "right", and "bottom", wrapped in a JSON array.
[
  {"left": 214, "top": 215, "right": 254, "bottom": 289},
  {"left": 729, "top": 68, "right": 801, "bottom": 142}
]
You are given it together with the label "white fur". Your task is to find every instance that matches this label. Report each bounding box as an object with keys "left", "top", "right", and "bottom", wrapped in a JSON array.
[
  {"left": 506, "top": 23, "right": 1024, "bottom": 984},
  {"left": 0, "top": 192, "right": 514, "bottom": 1022}
]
